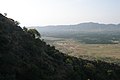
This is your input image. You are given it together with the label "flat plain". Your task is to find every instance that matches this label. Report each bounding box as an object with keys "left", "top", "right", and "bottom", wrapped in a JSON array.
[
  {"left": 53, "top": 39, "right": 120, "bottom": 59},
  {"left": 43, "top": 37, "right": 120, "bottom": 65}
]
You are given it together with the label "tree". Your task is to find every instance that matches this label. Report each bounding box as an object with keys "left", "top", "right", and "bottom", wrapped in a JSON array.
[
  {"left": 8, "top": 18, "right": 20, "bottom": 26},
  {"left": 4, "top": 13, "right": 7, "bottom": 16},
  {"left": 23, "top": 26, "right": 28, "bottom": 32},
  {"left": 27, "top": 29, "right": 41, "bottom": 38},
  {"left": 14, "top": 21, "right": 20, "bottom": 26}
]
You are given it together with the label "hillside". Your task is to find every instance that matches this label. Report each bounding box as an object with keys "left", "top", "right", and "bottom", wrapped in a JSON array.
[
  {"left": 35, "top": 23, "right": 120, "bottom": 44},
  {"left": 36, "top": 22, "right": 120, "bottom": 35},
  {"left": 0, "top": 13, "right": 120, "bottom": 80}
]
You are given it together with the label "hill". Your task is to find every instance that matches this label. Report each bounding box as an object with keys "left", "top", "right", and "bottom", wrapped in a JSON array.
[
  {"left": 35, "top": 23, "right": 120, "bottom": 44},
  {"left": 0, "top": 13, "right": 120, "bottom": 80},
  {"left": 36, "top": 22, "right": 120, "bottom": 35}
]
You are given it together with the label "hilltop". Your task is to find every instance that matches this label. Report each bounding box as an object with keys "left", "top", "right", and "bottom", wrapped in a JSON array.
[{"left": 0, "top": 13, "right": 120, "bottom": 80}]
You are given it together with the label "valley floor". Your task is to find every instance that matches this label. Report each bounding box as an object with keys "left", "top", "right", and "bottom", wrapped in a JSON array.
[{"left": 43, "top": 37, "right": 120, "bottom": 65}]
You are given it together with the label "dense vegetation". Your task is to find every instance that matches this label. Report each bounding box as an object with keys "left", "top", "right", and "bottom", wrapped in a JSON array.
[{"left": 0, "top": 13, "right": 120, "bottom": 80}]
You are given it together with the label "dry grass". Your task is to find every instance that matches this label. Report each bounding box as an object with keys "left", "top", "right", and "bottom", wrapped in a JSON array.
[{"left": 52, "top": 39, "right": 120, "bottom": 59}]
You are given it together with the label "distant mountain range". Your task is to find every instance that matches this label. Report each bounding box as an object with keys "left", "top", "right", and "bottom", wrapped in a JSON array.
[
  {"left": 34, "top": 22, "right": 120, "bottom": 36},
  {"left": 33, "top": 22, "right": 120, "bottom": 44}
]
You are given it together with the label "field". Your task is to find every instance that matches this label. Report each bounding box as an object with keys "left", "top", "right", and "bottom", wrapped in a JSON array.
[
  {"left": 43, "top": 37, "right": 120, "bottom": 65},
  {"left": 53, "top": 39, "right": 120, "bottom": 58}
]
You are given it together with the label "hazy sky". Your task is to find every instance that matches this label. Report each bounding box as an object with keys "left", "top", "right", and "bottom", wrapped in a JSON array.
[{"left": 0, "top": 0, "right": 120, "bottom": 26}]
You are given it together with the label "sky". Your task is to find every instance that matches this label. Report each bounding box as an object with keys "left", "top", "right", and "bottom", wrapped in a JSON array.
[{"left": 0, "top": 0, "right": 120, "bottom": 26}]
